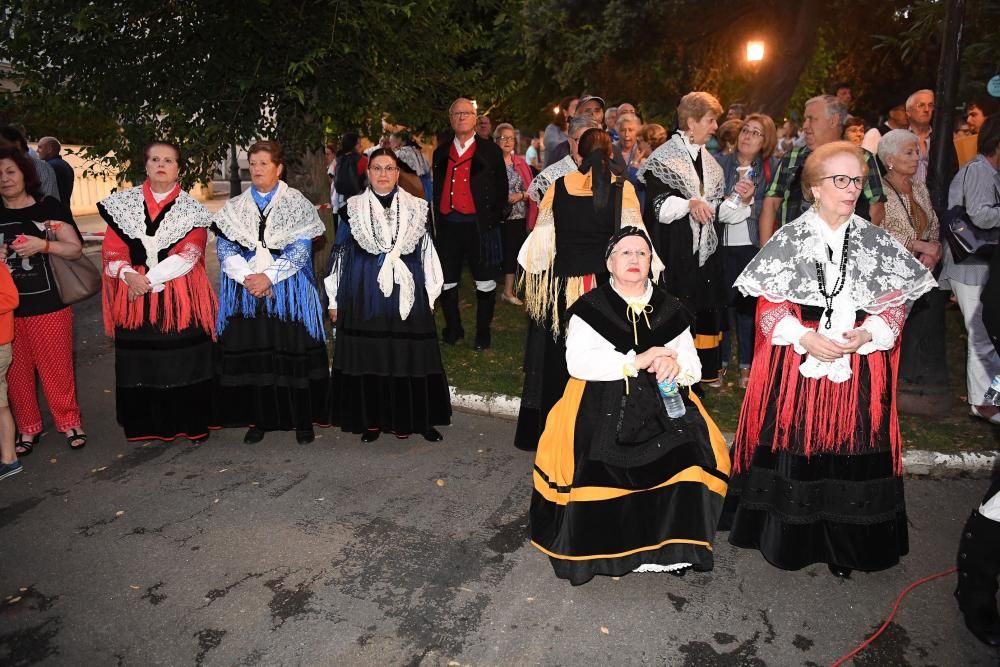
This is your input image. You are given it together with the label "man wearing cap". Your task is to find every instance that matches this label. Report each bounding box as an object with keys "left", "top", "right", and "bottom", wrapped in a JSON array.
[
  {"left": 432, "top": 98, "right": 509, "bottom": 350},
  {"left": 862, "top": 100, "right": 909, "bottom": 154},
  {"left": 545, "top": 94, "right": 606, "bottom": 166}
]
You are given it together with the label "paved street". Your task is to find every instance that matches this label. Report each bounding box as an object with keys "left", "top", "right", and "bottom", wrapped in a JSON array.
[{"left": 0, "top": 247, "right": 997, "bottom": 666}]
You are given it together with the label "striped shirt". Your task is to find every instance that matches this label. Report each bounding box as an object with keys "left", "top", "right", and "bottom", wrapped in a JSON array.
[{"left": 764, "top": 146, "right": 886, "bottom": 227}]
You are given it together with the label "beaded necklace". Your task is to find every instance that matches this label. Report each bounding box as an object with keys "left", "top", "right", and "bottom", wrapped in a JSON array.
[{"left": 814, "top": 221, "right": 851, "bottom": 330}]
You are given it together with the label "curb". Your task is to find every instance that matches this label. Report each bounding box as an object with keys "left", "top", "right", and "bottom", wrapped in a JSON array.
[{"left": 448, "top": 386, "right": 998, "bottom": 478}]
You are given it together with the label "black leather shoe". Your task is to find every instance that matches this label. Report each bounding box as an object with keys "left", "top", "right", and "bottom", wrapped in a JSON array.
[
  {"left": 473, "top": 333, "right": 491, "bottom": 351},
  {"left": 422, "top": 427, "right": 443, "bottom": 442},
  {"left": 296, "top": 428, "right": 315, "bottom": 444},
  {"left": 441, "top": 327, "right": 465, "bottom": 345},
  {"left": 828, "top": 564, "right": 852, "bottom": 579},
  {"left": 361, "top": 429, "right": 381, "bottom": 443},
  {"left": 243, "top": 427, "right": 265, "bottom": 444}
]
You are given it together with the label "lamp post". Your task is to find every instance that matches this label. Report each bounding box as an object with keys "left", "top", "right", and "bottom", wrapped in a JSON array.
[
  {"left": 228, "top": 144, "right": 241, "bottom": 198},
  {"left": 746, "top": 40, "right": 765, "bottom": 64}
]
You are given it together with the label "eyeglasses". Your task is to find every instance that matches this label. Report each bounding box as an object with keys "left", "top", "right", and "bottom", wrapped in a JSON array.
[
  {"left": 497, "top": 136, "right": 516, "bottom": 143},
  {"left": 821, "top": 175, "right": 864, "bottom": 190},
  {"left": 612, "top": 249, "right": 649, "bottom": 259},
  {"left": 739, "top": 127, "right": 764, "bottom": 138},
  {"left": 450, "top": 111, "right": 475, "bottom": 118},
  {"left": 370, "top": 166, "right": 398, "bottom": 175}
]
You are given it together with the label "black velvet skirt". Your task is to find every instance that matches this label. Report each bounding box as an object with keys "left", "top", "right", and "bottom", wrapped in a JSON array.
[
  {"left": 114, "top": 324, "right": 215, "bottom": 441},
  {"left": 214, "top": 315, "right": 329, "bottom": 431},
  {"left": 328, "top": 301, "right": 451, "bottom": 434}
]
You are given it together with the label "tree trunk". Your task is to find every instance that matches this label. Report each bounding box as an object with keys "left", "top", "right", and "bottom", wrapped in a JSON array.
[{"left": 746, "top": 0, "right": 822, "bottom": 118}]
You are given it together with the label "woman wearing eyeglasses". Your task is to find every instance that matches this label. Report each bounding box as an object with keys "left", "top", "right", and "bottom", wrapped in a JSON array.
[
  {"left": 530, "top": 227, "right": 728, "bottom": 585},
  {"left": 716, "top": 114, "right": 779, "bottom": 388},
  {"left": 326, "top": 148, "right": 451, "bottom": 443},
  {"left": 494, "top": 123, "right": 537, "bottom": 306},
  {"left": 725, "top": 142, "right": 935, "bottom": 578},
  {"left": 98, "top": 141, "right": 217, "bottom": 443}
]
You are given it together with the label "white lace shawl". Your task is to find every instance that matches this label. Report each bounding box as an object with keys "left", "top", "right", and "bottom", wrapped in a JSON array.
[
  {"left": 394, "top": 145, "right": 429, "bottom": 177},
  {"left": 213, "top": 181, "right": 324, "bottom": 272},
  {"left": 347, "top": 188, "right": 431, "bottom": 319},
  {"left": 527, "top": 155, "right": 577, "bottom": 203},
  {"left": 735, "top": 208, "right": 936, "bottom": 313},
  {"left": 99, "top": 187, "right": 212, "bottom": 269},
  {"left": 638, "top": 133, "right": 726, "bottom": 266}
]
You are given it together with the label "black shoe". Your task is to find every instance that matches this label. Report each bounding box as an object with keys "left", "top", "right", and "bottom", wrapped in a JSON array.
[
  {"left": 828, "top": 564, "right": 852, "bottom": 579},
  {"left": 361, "top": 429, "right": 381, "bottom": 443},
  {"left": 956, "top": 510, "right": 1000, "bottom": 646},
  {"left": 243, "top": 427, "right": 265, "bottom": 444},
  {"left": 422, "top": 427, "right": 443, "bottom": 442},
  {"left": 296, "top": 428, "right": 315, "bottom": 444}
]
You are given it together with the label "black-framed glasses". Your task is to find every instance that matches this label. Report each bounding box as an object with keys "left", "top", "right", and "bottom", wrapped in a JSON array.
[{"left": 821, "top": 175, "right": 864, "bottom": 190}]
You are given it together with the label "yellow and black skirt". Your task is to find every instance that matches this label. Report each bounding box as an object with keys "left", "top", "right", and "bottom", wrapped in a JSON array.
[{"left": 530, "top": 377, "right": 730, "bottom": 585}]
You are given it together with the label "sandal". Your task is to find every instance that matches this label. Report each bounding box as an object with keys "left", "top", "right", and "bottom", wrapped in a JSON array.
[
  {"left": 65, "top": 428, "right": 88, "bottom": 451},
  {"left": 15, "top": 433, "right": 39, "bottom": 457}
]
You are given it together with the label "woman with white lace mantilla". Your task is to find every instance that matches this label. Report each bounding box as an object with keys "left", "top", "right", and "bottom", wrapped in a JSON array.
[
  {"left": 639, "top": 92, "right": 749, "bottom": 388},
  {"left": 98, "top": 141, "right": 218, "bottom": 443},
  {"left": 724, "top": 142, "right": 935, "bottom": 578},
  {"left": 213, "top": 140, "right": 329, "bottom": 445},
  {"left": 325, "top": 148, "right": 451, "bottom": 443}
]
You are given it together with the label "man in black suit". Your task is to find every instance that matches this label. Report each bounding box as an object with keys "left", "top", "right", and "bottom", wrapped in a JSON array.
[{"left": 432, "top": 98, "right": 508, "bottom": 350}]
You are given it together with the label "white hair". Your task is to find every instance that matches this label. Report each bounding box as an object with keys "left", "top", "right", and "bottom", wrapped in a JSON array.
[
  {"left": 805, "top": 94, "right": 848, "bottom": 128},
  {"left": 905, "top": 89, "right": 934, "bottom": 110},
  {"left": 877, "top": 129, "right": 918, "bottom": 163},
  {"left": 615, "top": 112, "right": 640, "bottom": 131}
]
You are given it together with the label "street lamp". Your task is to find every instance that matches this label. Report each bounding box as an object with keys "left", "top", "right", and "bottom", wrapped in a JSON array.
[{"left": 746, "top": 41, "right": 765, "bottom": 63}]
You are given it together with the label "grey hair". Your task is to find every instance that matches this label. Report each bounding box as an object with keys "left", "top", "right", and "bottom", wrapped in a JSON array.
[
  {"left": 615, "top": 112, "right": 640, "bottom": 131},
  {"left": 877, "top": 129, "right": 918, "bottom": 165},
  {"left": 805, "top": 94, "right": 848, "bottom": 128},
  {"left": 38, "top": 136, "right": 62, "bottom": 152},
  {"left": 492, "top": 122, "right": 515, "bottom": 140},
  {"left": 568, "top": 115, "right": 601, "bottom": 135},
  {"left": 905, "top": 89, "right": 934, "bottom": 110}
]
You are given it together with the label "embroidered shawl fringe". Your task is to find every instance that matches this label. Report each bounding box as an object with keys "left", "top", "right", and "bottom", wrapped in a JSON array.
[
  {"left": 733, "top": 300, "right": 902, "bottom": 476},
  {"left": 216, "top": 271, "right": 326, "bottom": 343}
]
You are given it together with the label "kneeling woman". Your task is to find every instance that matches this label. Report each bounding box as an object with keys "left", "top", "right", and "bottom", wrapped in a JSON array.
[
  {"left": 530, "top": 228, "right": 730, "bottom": 585},
  {"left": 99, "top": 141, "right": 218, "bottom": 442},
  {"left": 326, "top": 148, "right": 451, "bottom": 442}
]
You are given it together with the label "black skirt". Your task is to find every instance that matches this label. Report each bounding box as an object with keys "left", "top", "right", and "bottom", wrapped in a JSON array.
[
  {"left": 114, "top": 324, "right": 215, "bottom": 441},
  {"left": 214, "top": 315, "right": 329, "bottom": 431},
  {"left": 328, "top": 303, "right": 451, "bottom": 434},
  {"left": 725, "top": 344, "right": 908, "bottom": 571}
]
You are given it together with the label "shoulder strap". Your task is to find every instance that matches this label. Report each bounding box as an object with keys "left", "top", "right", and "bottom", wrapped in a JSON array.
[{"left": 613, "top": 175, "right": 626, "bottom": 230}]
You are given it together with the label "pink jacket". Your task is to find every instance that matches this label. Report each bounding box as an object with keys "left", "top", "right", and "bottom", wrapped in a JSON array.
[{"left": 510, "top": 155, "right": 539, "bottom": 230}]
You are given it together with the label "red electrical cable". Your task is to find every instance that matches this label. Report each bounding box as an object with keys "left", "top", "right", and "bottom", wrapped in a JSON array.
[{"left": 830, "top": 567, "right": 958, "bottom": 667}]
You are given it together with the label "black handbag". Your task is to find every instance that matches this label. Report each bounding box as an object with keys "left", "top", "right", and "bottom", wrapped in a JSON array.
[{"left": 942, "top": 167, "right": 999, "bottom": 263}]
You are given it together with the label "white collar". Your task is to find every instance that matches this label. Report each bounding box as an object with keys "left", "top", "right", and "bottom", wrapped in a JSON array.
[
  {"left": 679, "top": 132, "right": 702, "bottom": 159},
  {"left": 610, "top": 278, "right": 653, "bottom": 305},
  {"left": 453, "top": 135, "right": 476, "bottom": 157}
]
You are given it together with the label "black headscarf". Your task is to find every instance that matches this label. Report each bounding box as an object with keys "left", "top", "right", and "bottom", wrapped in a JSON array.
[{"left": 605, "top": 226, "right": 653, "bottom": 260}]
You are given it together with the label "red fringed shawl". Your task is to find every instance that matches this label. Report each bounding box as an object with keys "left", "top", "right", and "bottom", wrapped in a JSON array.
[
  {"left": 101, "top": 226, "right": 218, "bottom": 340},
  {"left": 733, "top": 297, "right": 906, "bottom": 475}
]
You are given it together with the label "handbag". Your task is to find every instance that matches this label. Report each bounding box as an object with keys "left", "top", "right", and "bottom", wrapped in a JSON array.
[
  {"left": 45, "top": 223, "right": 102, "bottom": 304},
  {"left": 942, "top": 167, "right": 999, "bottom": 263}
]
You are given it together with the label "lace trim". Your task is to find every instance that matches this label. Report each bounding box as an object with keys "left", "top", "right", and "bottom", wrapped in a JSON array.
[
  {"left": 99, "top": 188, "right": 212, "bottom": 268},
  {"left": 213, "top": 181, "right": 324, "bottom": 254},
  {"left": 636, "top": 134, "right": 725, "bottom": 203},
  {"left": 527, "top": 156, "right": 576, "bottom": 203},
  {"left": 394, "top": 146, "right": 429, "bottom": 176}
]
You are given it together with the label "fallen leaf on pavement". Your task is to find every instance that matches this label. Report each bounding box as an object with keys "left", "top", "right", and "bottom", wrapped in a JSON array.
[
  {"left": 436, "top": 479, "right": 445, "bottom": 487},
  {"left": 8, "top": 596, "right": 21, "bottom": 604},
  {"left": 115, "top": 511, "right": 125, "bottom": 517},
  {"left": 49, "top": 458, "right": 57, "bottom": 464},
  {"left": 600, "top": 626, "right": 610, "bottom": 635},
  {"left": 129, "top": 585, "right": 140, "bottom": 590}
]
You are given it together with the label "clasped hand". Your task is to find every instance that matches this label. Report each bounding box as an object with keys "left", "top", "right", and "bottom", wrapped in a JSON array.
[
  {"left": 244, "top": 273, "right": 273, "bottom": 298},
  {"left": 123, "top": 272, "right": 152, "bottom": 302},
  {"left": 688, "top": 199, "right": 715, "bottom": 225},
  {"left": 800, "top": 329, "right": 873, "bottom": 362},
  {"left": 634, "top": 346, "right": 680, "bottom": 383}
]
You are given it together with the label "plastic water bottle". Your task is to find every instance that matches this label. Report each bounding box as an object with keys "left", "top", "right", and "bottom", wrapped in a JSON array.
[
  {"left": 658, "top": 379, "right": 686, "bottom": 418},
  {"left": 985, "top": 374, "right": 1000, "bottom": 406},
  {"left": 723, "top": 166, "right": 754, "bottom": 209}
]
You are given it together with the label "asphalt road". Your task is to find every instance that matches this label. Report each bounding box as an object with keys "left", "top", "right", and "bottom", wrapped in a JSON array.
[{"left": 1, "top": 247, "right": 997, "bottom": 666}]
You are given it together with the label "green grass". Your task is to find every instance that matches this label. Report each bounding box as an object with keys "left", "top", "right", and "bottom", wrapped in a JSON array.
[{"left": 439, "top": 272, "right": 999, "bottom": 454}]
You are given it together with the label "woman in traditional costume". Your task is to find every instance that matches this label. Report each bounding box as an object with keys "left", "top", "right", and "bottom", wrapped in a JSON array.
[
  {"left": 325, "top": 148, "right": 451, "bottom": 442},
  {"left": 514, "top": 128, "right": 660, "bottom": 451},
  {"left": 213, "top": 140, "right": 328, "bottom": 445},
  {"left": 98, "top": 142, "right": 217, "bottom": 442},
  {"left": 639, "top": 92, "right": 748, "bottom": 387},
  {"left": 530, "top": 227, "right": 729, "bottom": 585},
  {"left": 726, "top": 142, "right": 935, "bottom": 577}
]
